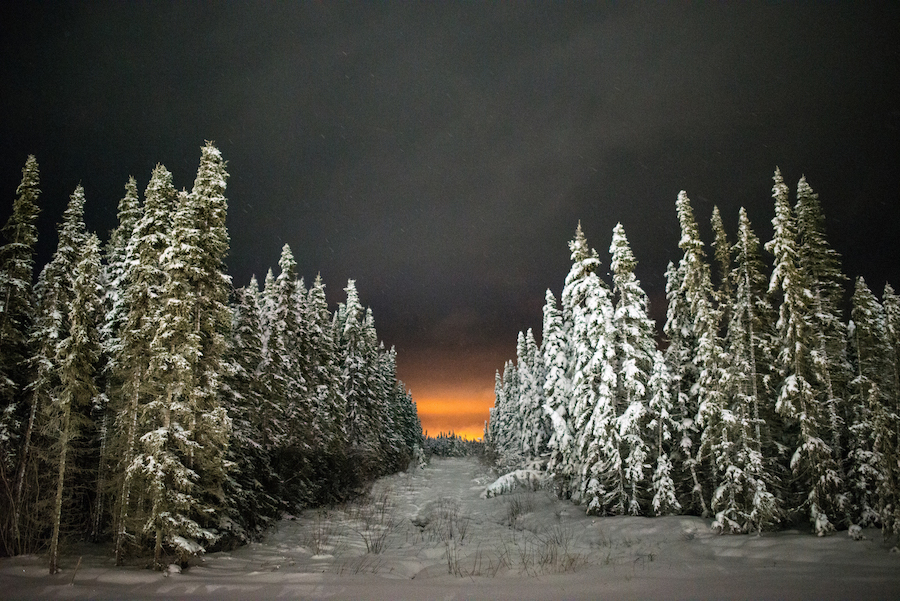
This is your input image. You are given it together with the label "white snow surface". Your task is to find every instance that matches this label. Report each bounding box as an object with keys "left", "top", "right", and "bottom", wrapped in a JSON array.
[{"left": 2, "top": 457, "right": 899, "bottom": 600}]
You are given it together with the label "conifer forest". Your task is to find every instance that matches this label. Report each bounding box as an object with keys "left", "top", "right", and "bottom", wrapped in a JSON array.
[
  {"left": 486, "top": 170, "right": 900, "bottom": 538},
  {"left": 0, "top": 146, "right": 423, "bottom": 571},
  {"left": 2, "top": 144, "right": 900, "bottom": 579}
]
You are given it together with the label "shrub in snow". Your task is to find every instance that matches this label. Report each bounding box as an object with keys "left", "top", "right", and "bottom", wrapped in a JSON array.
[{"left": 482, "top": 469, "right": 547, "bottom": 498}]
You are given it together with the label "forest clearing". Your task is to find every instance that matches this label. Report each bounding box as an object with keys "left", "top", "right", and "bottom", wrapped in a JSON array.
[{"left": 2, "top": 457, "right": 898, "bottom": 600}]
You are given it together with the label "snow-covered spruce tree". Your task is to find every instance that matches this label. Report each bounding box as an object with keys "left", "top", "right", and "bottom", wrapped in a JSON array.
[
  {"left": 361, "top": 310, "right": 390, "bottom": 468},
  {"left": 710, "top": 205, "right": 734, "bottom": 321},
  {"left": 221, "top": 278, "right": 279, "bottom": 541},
  {"left": 495, "top": 360, "right": 522, "bottom": 467},
  {"left": 795, "top": 177, "right": 851, "bottom": 484},
  {"left": 304, "top": 274, "right": 351, "bottom": 503},
  {"left": 647, "top": 352, "right": 681, "bottom": 515},
  {"left": 847, "top": 277, "right": 900, "bottom": 531},
  {"left": 541, "top": 289, "right": 574, "bottom": 482},
  {"left": 607, "top": 223, "right": 655, "bottom": 515},
  {"left": 277, "top": 247, "right": 308, "bottom": 444},
  {"left": 884, "top": 283, "right": 900, "bottom": 397},
  {"left": 663, "top": 259, "right": 700, "bottom": 511},
  {"left": 765, "top": 168, "right": 844, "bottom": 535},
  {"left": 135, "top": 187, "right": 225, "bottom": 568},
  {"left": 94, "top": 177, "right": 142, "bottom": 541},
  {"left": 0, "top": 158, "right": 41, "bottom": 442},
  {"left": 184, "top": 143, "right": 233, "bottom": 537},
  {"left": 560, "top": 225, "right": 617, "bottom": 513},
  {"left": 0, "top": 156, "right": 40, "bottom": 553},
  {"left": 516, "top": 328, "right": 547, "bottom": 462},
  {"left": 258, "top": 268, "right": 287, "bottom": 455},
  {"left": 669, "top": 191, "right": 718, "bottom": 517},
  {"left": 112, "top": 164, "right": 176, "bottom": 564},
  {"left": 336, "top": 280, "right": 383, "bottom": 480},
  {"left": 265, "top": 245, "right": 312, "bottom": 504},
  {"left": 20, "top": 186, "right": 90, "bottom": 555},
  {"left": 486, "top": 371, "right": 501, "bottom": 454},
  {"left": 716, "top": 207, "right": 781, "bottom": 533},
  {"left": 372, "top": 344, "right": 415, "bottom": 472},
  {"left": 48, "top": 234, "right": 103, "bottom": 574}
]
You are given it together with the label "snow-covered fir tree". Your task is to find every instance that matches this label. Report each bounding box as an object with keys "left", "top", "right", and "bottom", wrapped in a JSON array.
[
  {"left": 563, "top": 225, "right": 617, "bottom": 513},
  {"left": 94, "top": 176, "right": 142, "bottom": 540},
  {"left": 847, "top": 277, "right": 900, "bottom": 532},
  {"left": 0, "top": 156, "right": 41, "bottom": 553},
  {"left": 766, "top": 168, "right": 845, "bottom": 535},
  {"left": 21, "top": 186, "right": 91, "bottom": 554},
  {"left": 304, "top": 274, "right": 350, "bottom": 501},
  {"left": 884, "top": 283, "right": 900, "bottom": 396},
  {"left": 541, "top": 289, "right": 573, "bottom": 479},
  {"left": 647, "top": 353, "right": 681, "bottom": 515},
  {"left": 608, "top": 223, "right": 656, "bottom": 515},
  {"left": 112, "top": 164, "right": 176, "bottom": 564},
  {"left": 48, "top": 233, "right": 103, "bottom": 574},
  {"left": 516, "top": 328, "right": 547, "bottom": 461},
  {"left": 795, "top": 177, "right": 851, "bottom": 487},
  {"left": 183, "top": 143, "right": 234, "bottom": 532},
  {"left": 0, "top": 157, "right": 41, "bottom": 479},
  {"left": 494, "top": 360, "right": 522, "bottom": 467},
  {"left": 671, "top": 191, "right": 718, "bottom": 516},
  {"left": 137, "top": 188, "right": 227, "bottom": 567},
  {"left": 717, "top": 207, "right": 781, "bottom": 533},
  {"left": 221, "top": 277, "right": 279, "bottom": 540}
]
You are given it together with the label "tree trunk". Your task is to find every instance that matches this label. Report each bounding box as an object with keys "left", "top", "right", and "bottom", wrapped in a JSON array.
[
  {"left": 115, "top": 377, "right": 141, "bottom": 565},
  {"left": 49, "top": 397, "right": 72, "bottom": 575},
  {"left": 11, "top": 390, "right": 39, "bottom": 552}
]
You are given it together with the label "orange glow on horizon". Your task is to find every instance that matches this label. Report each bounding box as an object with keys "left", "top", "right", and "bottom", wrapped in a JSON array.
[
  {"left": 395, "top": 344, "right": 510, "bottom": 442},
  {"left": 415, "top": 393, "right": 494, "bottom": 440}
]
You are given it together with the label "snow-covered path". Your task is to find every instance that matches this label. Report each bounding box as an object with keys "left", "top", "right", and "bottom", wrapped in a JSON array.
[{"left": 2, "top": 457, "right": 900, "bottom": 599}]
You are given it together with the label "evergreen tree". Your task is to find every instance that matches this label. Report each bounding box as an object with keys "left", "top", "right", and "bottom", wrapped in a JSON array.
[
  {"left": 795, "top": 177, "right": 851, "bottom": 482},
  {"left": 717, "top": 207, "right": 781, "bottom": 533},
  {"left": 305, "top": 275, "right": 350, "bottom": 501},
  {"left": 608, "top": 223, "right": 655, "bottom": 514},
  {"left": 184, "top": 144, "right": 233, "bottom": 534},
  {"left": 48, "top": 234, "right": 102, "bottom": 574},
  {"left": 95, "top": 177, "right": 142, "bottom": 540},
  {"left": 710, "top": 205, "right": 734, "bottom": 314},
  {"left": 130, "top": 145, "right": 234, "bottom": 566},
  {"left": 516, "top": 328, "right": 547, "bottom": 461},
  {"left": 766, "top": 168, "right": 844, "bottom": 535},
  {"left": 221, "top": 277, "right": 279, "bottom": 540},
  {"left": 663, "top": 259, "right": 700, "bottom": 511},
  {"left": 0, "top": 156, "right": 41, "bottom": 466},
  {"left": 647, "top": 353, "right": 681, "bottom": 515},
  {"left": 670, "top": 191, "right": 718, "bottom": 516},
  {"left": 112, "top": 164, "right": 176, "bottom": 564},
  {"left": 136, "top": 189, "right": 215, "bottom": 567},
  {"left": 541, "top": 289, "right": 573, "bottom": 478},
  {"left": 848, "top": 277, "right": 900, "bottom": 531},
  {"left": 884, "top": 283, "right": 900, "bottom": 397},
  {"left": 19, "top": 185, "right": 89, "bottom": 553},
  {"left": 0, "top": 156, "right": 40, "bottom": 553},
  {"left": 560, "top": 224, "right": 617, "bottom": 513},
  {"left": 495, "top": 360, "right": 522, "bottom": 467}
]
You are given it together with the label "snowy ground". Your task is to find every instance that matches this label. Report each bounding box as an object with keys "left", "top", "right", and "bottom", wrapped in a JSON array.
[{"left": 3, "top": 457, "right": 900, "bottom": 600}]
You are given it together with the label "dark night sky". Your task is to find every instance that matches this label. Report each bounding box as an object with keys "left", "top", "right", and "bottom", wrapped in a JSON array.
[{"left": 2, "top": 2, "right": 899, "bottom": 437}]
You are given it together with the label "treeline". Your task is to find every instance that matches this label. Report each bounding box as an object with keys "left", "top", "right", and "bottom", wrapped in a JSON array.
[
  {"left": 0, "top": 145, "right": 422, "bottom": 571},
  {"left": 486, "top": 170, "right": 900, "bottom": 537},
  {"left": 423, "top": 432, "right": 484, "bottom": 458}
]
